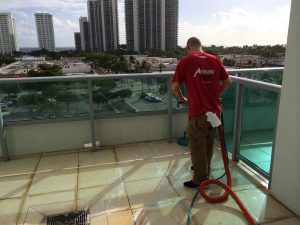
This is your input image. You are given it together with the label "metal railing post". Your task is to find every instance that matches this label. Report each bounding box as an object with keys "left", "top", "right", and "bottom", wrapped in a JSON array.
[
  {"left": 232, "top": 83, "right": 245, "bottom": 161},
  {"left": 268, "top": 92, "right": 281, "bottom": 188},
  {"left": 87, "top": 80, "right": 96, "bottom": 151},
  {"left": 0, "top": 107, "right": 9, "bottom": 161},
  {"left": 167, "top": 77, "right": 173, "bottom": 143}
]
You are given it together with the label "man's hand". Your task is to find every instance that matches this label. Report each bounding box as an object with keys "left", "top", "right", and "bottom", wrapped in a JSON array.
[
  {"left": 220, "top": 77, "right": 232, "bottom": 93},
  {"left": 178, "top": 96, "right": 188, "bottom": 104},
  {"left": 172, "top": 82, "right": 188, "bottom": 104}
]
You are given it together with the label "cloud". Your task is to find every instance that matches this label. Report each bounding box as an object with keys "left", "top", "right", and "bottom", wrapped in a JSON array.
[
  {"left": 178, "top": 6, "right": 290, "bottom": 47},
  {"left": 4, "top": 1, "right": 291, "bottom": 47},
  {"left": 52, "top": 17, "right": 79, "bottom": 47},
  {"left": 0, "top": 0, "right": 86, "bottom": 10}
]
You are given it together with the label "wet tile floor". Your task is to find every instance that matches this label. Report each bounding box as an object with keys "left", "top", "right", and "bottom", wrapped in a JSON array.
[{"left": 0, "top": 140, "right": 299, "bottom": 225}]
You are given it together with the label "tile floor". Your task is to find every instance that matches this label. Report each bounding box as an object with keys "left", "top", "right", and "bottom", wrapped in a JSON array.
[{"left": 0, "top": 140, "right": 299, "bottom": 225}]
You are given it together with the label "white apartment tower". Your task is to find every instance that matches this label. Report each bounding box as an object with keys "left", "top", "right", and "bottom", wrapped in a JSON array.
[
  {"left": 35, "top": 13, "right": 55, "bottom": 52},
  {"left": 87, "top": 0, "right": 119, "bottom": 51},
  {"left": 0, "top": 13, "right": 19, "bottom": 55}
]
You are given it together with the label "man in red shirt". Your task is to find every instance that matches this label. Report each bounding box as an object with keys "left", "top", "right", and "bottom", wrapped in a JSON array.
[{"left": 172, "top": 37, "right": 232, "bottom": 189}]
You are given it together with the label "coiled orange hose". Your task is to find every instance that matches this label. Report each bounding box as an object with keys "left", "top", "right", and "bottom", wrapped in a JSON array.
[{"left": 199, "top": 126, "right": 258, "bottom": 225}]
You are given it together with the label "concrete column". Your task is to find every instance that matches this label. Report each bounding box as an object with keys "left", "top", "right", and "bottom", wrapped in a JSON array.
[{"left": 270, "top": 0, "right": 300, "bottom": 216}]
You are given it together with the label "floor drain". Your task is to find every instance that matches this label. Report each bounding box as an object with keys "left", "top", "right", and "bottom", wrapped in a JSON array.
[{"left": 46, "top": 210, "right": 89, "bottom": 225}]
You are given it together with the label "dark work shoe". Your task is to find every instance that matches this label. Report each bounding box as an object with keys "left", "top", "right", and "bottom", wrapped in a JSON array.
[{"left": 183, "top": 180, "right": 198, "bottom": 189}]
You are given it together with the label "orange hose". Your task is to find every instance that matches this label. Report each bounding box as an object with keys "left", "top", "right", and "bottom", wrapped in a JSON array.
[{"left": 199, "top": 126, "right": 258, "bottom": 225}]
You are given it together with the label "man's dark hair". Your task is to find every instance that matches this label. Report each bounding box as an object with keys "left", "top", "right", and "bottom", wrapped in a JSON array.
[{"left": 187, "top": 37, "right": 202, "bottom": 48}]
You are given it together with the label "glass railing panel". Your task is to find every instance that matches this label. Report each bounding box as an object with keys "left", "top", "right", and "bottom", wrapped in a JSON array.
[
  {"left": 220, "top": 83, "right": 236, "bottom": 151},
  {"left": 0, "top": 81, "right": 89, "bottom": 123},
  {"left": 92, "top": 77, "right": 169, "bottom": 115},
  {"left": 239, "top": 86, "right": 278, "bottom": 174},
  {"left": 237, "top": 70, "right": 283, "bottom": 85}
]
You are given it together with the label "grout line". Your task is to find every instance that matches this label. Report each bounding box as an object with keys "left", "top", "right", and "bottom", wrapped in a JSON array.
[
  {"left": 259, "top": 216, "right": 298, "bottom": 224},
  {"left": 166, "top": 176, "right": 180, "bottom": 198},
  {"left": 123, "top": 182, "right": 133, "bottom": 211},
  {"left": 74, "top": 152, "right": 80, "bottom": 211},
  {"left": 112, "top": 146, "right": 120, "bottom": 163},
  {"left": 15, "top": 153, "right": 42, "bottom": 225}
]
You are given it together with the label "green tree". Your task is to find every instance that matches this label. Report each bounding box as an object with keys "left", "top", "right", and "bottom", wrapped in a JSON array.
[
  {"left": 117, "top": 89, "right": 132, "bottom": 100},
  {"left": 19, "top": 93, "right": 47, "bottom": 113},
  {"left": 141, "top": 60, "right": 151, "bottom": 72},
  {"left": 159, "top": 84, "right": 168, "bottom": 95},
  {"left": 93, "top": 92, "right": 108, "bottom": 110},
  {"left": 27, "top": 64, "right": 63, "bottom": 77},
  {"left": 56, "top": 91, "right": 79, "bottom": 112},
  {"left": 0, "top": 54, "right": 16, "bottom": 66},
  {"left": 158, "top": 63, "right": 166, "bottom": 72}
]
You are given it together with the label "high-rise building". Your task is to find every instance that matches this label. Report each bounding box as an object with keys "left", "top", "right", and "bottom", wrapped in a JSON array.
[
  {"left": 74, "top": 32, "right": 82, "bottom": 51},
  {"left": 0, "top": 13, "right": 19, "bottom": 55},
  {"left": 79, "top": 17, "right": 92, "bottom": 51},
  {"left": 125, "top": 0, "right": 178, "bottom": 53},
  {"left": 35, "top": 13, "right": 55, "bottom": 52},
  {"left": 87, "top": 0, "right": 119, "bottom": 51}
]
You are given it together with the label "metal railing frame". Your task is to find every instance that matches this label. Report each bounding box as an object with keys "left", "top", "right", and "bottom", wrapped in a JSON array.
[{"left": 0, "top": 68, "right": 283, "bottom": 182}]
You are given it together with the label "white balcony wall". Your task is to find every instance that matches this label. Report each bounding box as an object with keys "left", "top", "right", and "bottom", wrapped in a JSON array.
[
  {"left": 271, "top": 0, "right": 300, "bottom": 217},
  {"left": 5, "top": 113, "right": 187, "bottom": 157}
]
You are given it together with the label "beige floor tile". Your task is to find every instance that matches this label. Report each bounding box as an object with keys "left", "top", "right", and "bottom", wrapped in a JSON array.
[
  {"left": 79, "top": 164, "right": 122, "bottom": 188},
  {"left": 234, "top": 188, "right": 294, "bottom": 223},
  {"left": 115, "top": 143, "right": 153, "bottom": 161},
  {"left": 77, "top": 183, "right": 130, "bottom": 216},
  {"left": 79, "top": 148, "right": 115, "bottom": 166},
  {"left": 18, "top": 190, "right": 74, "bottom": 225},
  {"left": 23, "top": 207, "right": 44, "bottom": 225},
  {"left": 213, "top": 166, "right": 264, "bottom": 192},
  {"left": 183, "top": 187, "right": 294, "bottom": 225},
  {"left": 263, "top": 217, "right": 300, "bottom": 225},
  {"left": 147, "top": 141, "right": 189, "bottom": 157},
  {"left": 90, "top": 214, "right": 108, "bottom": 225},
  {"left": 119, "top": 159, "right": 164, "bottom": 182},
  {"left": 168, "top": 175, "right": 199, "bottom": 201},
  {"left": 155, "top": 154, "right": 192, "bottom": 178},
  {"left": 37, "top": 153, "right": 78, "bottom": 171},
  {"left": 28, "top": 169, "right": 77, "bottom": 195},
  {"left": 0, "top": 175, "right": 31, "bottom": 199},
  {"left": 107, "top": 210, "right": 134, "bottom": 225},
  {"left": 210, "top": 146, "right": 233, "bottom": 170},
  {"left": 133, "top": 200, "right": 196, "bottom": 225},
  {"left": 0, "top": 198, "right": 21, "bottom": 225},
  {"left": 0, "top": 157, "right": 39, "bottom": 177},
  {"left": 124, "top": 177, "right": 178, "bottom": 209},
  {"left": 190, "top": 201, "right": 249, "bottom": 225}
]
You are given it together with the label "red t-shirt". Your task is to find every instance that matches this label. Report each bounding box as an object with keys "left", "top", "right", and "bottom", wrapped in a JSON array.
[{"left": 172, "top": 52, "right": 229, "bottom": 117}]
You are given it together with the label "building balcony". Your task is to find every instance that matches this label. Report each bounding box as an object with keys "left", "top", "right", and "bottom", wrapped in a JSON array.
[{"left": 0, "top": 68, "right": 299, "bottom": 225}]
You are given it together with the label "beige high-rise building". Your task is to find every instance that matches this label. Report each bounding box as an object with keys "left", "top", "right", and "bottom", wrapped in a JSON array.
[
  {"left": 125, "top": 0, "right": 178, "bottom": 53},
  {"left": 35, "top": 12, "right": 55, "bottom": 51},
  {"left": 87, "top": 0, "right": 119, "bottom": 51},
  {"left": 0, "top": 13, "right": 19, "bottom": 55},
  {"left": 79, "top": 17, "right": 92, "bottom": 51}
]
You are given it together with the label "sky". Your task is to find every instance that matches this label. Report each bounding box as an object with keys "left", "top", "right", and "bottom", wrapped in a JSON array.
[{"left": 0, "top": 0, "right": 292, "bottom": 48}]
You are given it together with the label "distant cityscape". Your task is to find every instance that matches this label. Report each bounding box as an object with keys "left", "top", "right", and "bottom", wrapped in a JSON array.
[
  {"left": 0, "top": 0, "right": 179, "bottom": 55},
  {"left": 0, "top": 0, "right": 285, "bottom": 81}
]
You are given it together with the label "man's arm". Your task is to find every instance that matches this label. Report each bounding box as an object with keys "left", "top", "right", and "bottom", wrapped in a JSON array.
[
  {"left": 219, "top": 77, "right": 232, "bottom": 94},
  {"left": 172, "top": 82, "right": 188, "bottom": 104}
]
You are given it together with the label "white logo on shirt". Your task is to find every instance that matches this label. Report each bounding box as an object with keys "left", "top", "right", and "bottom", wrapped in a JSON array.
[{"left": 194, "top": 68, "right": 215, "bottom": 78}]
